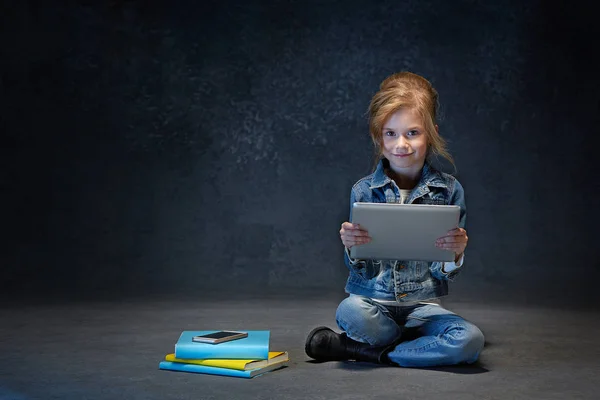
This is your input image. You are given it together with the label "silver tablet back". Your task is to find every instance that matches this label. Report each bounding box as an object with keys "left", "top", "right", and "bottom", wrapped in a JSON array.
[{"left": 349, "top": 202, "right": 460, "bottom": 262}]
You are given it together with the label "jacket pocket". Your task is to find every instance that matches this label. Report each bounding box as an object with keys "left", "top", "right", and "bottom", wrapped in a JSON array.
[
  {"left": 349, "top": 258, "right": 382, "bottom": 280},
  {"left": 415, "top": 191, "right": 447, "bottom": 205},
  {"left": 364, "top": 259, "right": 382, "bottom": 280},
  {"left": 418, "top": 197, "right": 446, "bottom": 205}
]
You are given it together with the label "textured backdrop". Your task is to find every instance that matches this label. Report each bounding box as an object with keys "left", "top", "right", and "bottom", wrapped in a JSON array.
[{"left": 2, "top": 0, "right": 598, "bottom": 306}]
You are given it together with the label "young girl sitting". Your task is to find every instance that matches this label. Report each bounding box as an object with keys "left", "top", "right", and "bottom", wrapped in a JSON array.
[{"left": 305, "top": 71, "right": 485, "bottom": 367}]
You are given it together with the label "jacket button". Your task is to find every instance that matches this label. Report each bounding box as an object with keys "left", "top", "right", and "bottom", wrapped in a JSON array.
[{"left": 399, "top": 265, "right": 405, "bottom": 269}]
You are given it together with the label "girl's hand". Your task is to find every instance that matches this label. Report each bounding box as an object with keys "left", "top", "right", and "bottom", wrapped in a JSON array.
[
  {"left": 340, "top": 222, "right": 371, "bottom": 249},
  {"left": 436, "top": 228, "right": 468, "bottom": 261}
]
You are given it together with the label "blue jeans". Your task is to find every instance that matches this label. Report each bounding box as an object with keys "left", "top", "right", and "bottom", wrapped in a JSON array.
[{"left": 335, "top": 295, "right": 485, "bottom": 367}]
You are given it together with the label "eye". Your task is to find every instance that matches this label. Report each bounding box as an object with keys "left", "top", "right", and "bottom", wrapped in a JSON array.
[
  {"left": 407, "top": 130, "right": 419, "bottom": 137},
  {"left": 384, "top": 131, "right": 396, "bottom": 137}
]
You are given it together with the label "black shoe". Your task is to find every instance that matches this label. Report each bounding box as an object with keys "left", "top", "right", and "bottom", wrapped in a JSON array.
[
  {"left": 305, "top": 326, "right": 350, "bottom": 361},
  {"left": 305, "top": 326, "right": 393, "bottom": 364}
]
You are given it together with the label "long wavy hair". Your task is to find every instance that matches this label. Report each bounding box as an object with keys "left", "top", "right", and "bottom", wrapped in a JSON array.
[{"left": 367, "top": 71, "right": 455, "bottom": 171}]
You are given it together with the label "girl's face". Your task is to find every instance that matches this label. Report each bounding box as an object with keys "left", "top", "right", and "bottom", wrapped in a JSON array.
[{"left": 381, "top": 108, "right": 430, "bottom": 176}]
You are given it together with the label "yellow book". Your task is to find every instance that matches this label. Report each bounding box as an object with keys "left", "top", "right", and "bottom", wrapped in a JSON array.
[{"left": 164, "top": 351, "right": 288, "bottom": 371}]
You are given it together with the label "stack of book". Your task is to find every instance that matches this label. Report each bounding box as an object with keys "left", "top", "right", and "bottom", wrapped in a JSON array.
[{"left": 159, "top": 330, "right": 289, "bottom": 378}]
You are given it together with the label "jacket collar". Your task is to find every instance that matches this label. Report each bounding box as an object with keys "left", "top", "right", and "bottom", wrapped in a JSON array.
[{"left": 369, "top": 158, "right": 448, "bottom": 190}]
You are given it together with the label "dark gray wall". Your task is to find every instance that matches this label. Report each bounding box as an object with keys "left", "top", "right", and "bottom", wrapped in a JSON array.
[{"left": 2, "top": 0, "right": 598, "bottom": 306}]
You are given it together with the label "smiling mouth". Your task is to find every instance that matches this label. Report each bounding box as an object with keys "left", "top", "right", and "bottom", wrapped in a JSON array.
[{"left": 393, "top": 153, "right": 413, "bottom": 157}]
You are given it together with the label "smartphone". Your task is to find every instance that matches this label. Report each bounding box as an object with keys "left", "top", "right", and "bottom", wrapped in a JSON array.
[{"left": 192, "top": 331, "right": 248, "bottom": 344}]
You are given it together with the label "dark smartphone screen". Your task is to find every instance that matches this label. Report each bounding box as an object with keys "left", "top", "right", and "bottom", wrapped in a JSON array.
[{"left": 199, "top": 331, "right": 239, "bottom": 339}]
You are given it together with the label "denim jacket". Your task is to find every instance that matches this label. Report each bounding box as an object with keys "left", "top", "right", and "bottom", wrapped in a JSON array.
[{"left": 344, "top": 158, "right": 467, "bottom": 303}]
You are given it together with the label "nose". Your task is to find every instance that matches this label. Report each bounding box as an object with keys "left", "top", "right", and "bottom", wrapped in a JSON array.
[{"left": 395, "top": 135, "right": 409, "bottom": 150}]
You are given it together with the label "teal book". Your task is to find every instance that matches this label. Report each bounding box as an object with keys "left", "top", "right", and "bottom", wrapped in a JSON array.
[
  {"left": 158, "top": 359, "right": 286, "bottom": 378},
  {"left": 174, "top": 331, "right": 270, "bottom": 360}
]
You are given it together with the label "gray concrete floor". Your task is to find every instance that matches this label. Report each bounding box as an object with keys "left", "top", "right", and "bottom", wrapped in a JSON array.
[{"left": 1, "top": 295, "right": 599, "bottom": 400}]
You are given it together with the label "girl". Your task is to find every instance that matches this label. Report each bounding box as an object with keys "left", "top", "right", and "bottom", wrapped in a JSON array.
[{"left": 305, "top": 72, "right": 485, "bottom": 367}]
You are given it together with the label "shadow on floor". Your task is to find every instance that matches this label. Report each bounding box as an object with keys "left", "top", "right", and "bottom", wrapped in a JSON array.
[{"left": 306, "top": 359, "right": 489, "bottom": 374}]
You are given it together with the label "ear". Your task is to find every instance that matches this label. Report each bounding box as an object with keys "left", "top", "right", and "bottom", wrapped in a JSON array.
[{"left": 435, "top": 124, "right": 439, "bottom": 134}]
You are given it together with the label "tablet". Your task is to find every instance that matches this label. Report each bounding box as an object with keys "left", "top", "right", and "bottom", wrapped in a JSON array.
[{"left": 349, "top": 202, "right": 460, "bottom": 262}]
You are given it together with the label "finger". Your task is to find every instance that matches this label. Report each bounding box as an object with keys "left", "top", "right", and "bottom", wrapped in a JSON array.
[
  {"left": 344, "top": 237, "right": 371, "bottom": 247},
  {"left": 341, "top": 222, "right": 355, "bottom": 230},
  {"left": 436, "top": 236, "right": 467, "bottom": 244},
  {"left": 341, "top": 222, "right": 361, "bottom": 231},
  {"left": 352, "top": 224, "right": 370, "bottom": 233},
  {"left": 341, "top": 229, "right": 370, "bottom": 238},
  {"left": 342, "top": 237, "right": 371, "bottom": 247},
  {"left": 342, "top": 231, "right": 368, "bottom": 240},
  {"left": 444, "top": 228, "right": 466, "bottom": 236},
  {"left": 341, "top": 225, "right": 367, "bottom": 238},
  {"left": 436, "top": 242, "right": 465, "bottom": 249},
  {"left": 437, "top": 232, "right": 467, "bottom": 242},
  {"left": 349, "top": 230, "right": 371, "bottom": 238},
  {"left": 342, "top": 222, "right": 364, "bottom": 230},
  {"left": 435, "top": 242, "right": 466, "bottom": 251}
]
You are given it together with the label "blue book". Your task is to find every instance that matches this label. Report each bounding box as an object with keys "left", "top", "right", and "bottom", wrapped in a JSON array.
[
  {"left": 158, "top": 360, "right": 286, "bottom": 378},
  {"left": 174, "top": 331, "right": 270, "bottom": 360}
]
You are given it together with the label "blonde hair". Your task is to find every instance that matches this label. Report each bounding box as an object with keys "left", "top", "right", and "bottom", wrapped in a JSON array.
[{"left": 367, "top": 71, "right": 455, "bottom": 171}]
